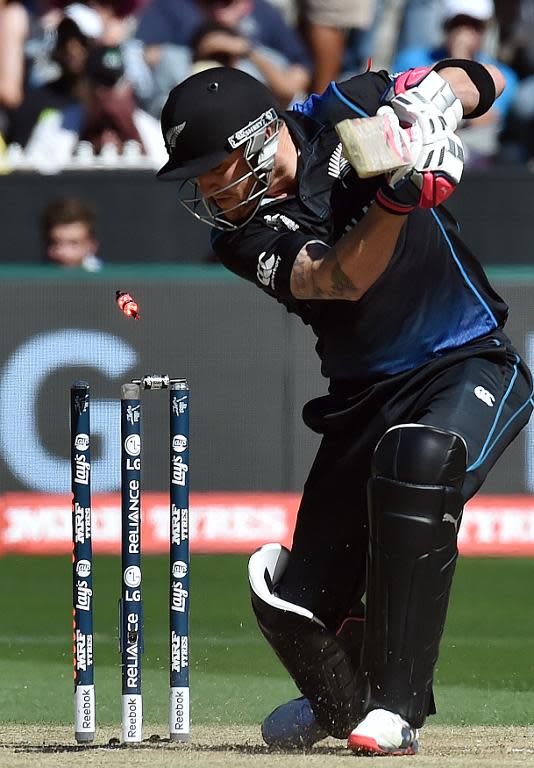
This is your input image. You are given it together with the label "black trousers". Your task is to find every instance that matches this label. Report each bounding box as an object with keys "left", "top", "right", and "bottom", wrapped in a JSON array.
[{"left": 280, "top": 331, "right": 533, "bottom": 630}]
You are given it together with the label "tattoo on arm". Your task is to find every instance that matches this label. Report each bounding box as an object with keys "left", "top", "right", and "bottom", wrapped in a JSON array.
[
  {"left": 310, "top": 269, "right": 325, "bottom": 298},
  {"left": 330, "top": 257, "right": 357, "bottom": 297},
  {"left": 290, "top": 241, "right": 359, "bottom": 300}
]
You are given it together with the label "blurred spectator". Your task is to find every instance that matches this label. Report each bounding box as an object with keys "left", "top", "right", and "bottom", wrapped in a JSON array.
[
  {"left": 41, "top": 197, "right": 102, "bottom": 270},
  {"left": 396, "top": 0, "right": 442, "bottom": 52},
  {"left": 87, "top": 0, "right": 156, "bottom": 105},
  {"left": 296, "top": 0, "right": 376, "bottom": 92},
  {"left": 494, "top": 1, "right": 524, "bottom": 73},
  {"left": 265, "top": 0, "right": 296, "bottom": 25},
  {"left": 0, "top": 0, "right": 63, "bottom": 139},
  {"left": 393, "top": 0, "right": 518, "bottom": 167},
  {"left": 81, "top": 42, "right": 165, "bottom": 158},
  {"left": 0, "top": 0, "right": 29, "bottom": 114},
  {"left": 498, "top": 0, "right": 534, "bottom": 163},
  {"left": 192, "top": 21, "right": 250, "bottom": 69},
  {"left": 6, "top": 4, "right": 103, "bottom": 147},
  {"left": 136, "top": 0, "right": 311, "bottom": 115},
  {"left": 5, "top": 5, "right": 165, "bottom": 171},
  {"left": 81, "top": 44, "right": 154, "bottom": 152}
]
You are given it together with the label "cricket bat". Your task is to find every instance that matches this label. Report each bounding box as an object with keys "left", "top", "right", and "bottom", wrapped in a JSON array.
[{"left": 335, "top": 112, "right": 415, "bottom": 178}]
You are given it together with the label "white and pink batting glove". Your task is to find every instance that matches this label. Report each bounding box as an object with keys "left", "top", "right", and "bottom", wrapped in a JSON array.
[{"left": 376, "top": 70, "right": 465, "bottom": 213}]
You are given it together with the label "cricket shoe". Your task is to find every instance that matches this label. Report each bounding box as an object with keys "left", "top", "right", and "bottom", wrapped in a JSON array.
[
  {"left": 347, "top": 708, "right": 419, "bottom": 755},
  {"left": 261, "top": 696, "right": 328, "bottom": 749}
]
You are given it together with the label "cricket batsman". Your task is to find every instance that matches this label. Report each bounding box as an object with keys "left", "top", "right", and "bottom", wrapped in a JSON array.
[{"left": 156, "top": 62, "right": 533, "bottom": 754}]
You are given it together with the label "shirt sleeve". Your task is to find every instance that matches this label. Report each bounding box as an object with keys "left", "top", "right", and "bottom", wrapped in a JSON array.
[
  {"left": 211, "top": 223, "right": 323, "bottom": 302},
  {"left": 294, "top": 70, "right": 391, "bottom": 124},
  {"left": 332, "top": 70, "right": 392, "bottom": 117}
]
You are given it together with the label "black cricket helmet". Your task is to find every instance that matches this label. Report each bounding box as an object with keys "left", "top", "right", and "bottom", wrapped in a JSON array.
[{"left": 157, "top": 67, "right": 281, "bottom": 230}]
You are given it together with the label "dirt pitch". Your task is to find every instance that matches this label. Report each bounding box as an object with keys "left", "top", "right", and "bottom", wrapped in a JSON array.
[{"left": 2, "top": 725, "right": 534, "bottom": 767}]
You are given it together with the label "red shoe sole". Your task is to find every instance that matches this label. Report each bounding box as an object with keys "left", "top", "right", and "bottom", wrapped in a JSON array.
[{"left": 347, "top": 734, "right": 418, "bottom": 756}]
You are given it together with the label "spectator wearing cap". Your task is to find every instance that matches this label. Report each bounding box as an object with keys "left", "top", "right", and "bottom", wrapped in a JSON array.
[
  {"left": 393, "top": 0, "right": 518, "bottom": 166},
  {"left": 135, "top": 0, "right": 311, "bottom": 115},
  {"left": 42, "top": 197, "right": 102, "bottom": 271}
]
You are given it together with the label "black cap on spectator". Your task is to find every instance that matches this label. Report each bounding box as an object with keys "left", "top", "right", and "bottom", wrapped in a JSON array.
[{"left": 157, "top": 67, "right": 279, "bottom": 180}]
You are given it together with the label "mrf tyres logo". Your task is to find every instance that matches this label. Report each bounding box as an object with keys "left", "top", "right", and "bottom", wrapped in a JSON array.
[
  {"left": 257, "top": 251, "right": 280, "bottom": 289},
  {"left": 171, "top": 631, "right": 189, "bottom": 673},
  {"left": 75, "top": 629, "right": 93, "bottom": 672},
  {"left": 74, "top": 502, "right": 91, "bottom": 543},
  {"left": 171, "top": 505, "right": 189, "bottom": 544}
]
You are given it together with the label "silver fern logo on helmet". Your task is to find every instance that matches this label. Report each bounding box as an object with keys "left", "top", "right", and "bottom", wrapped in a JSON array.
[{"left": 166, "top": 122, "right": 186, "bottom": 150}]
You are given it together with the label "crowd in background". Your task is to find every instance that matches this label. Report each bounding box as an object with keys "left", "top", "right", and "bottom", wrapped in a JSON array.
[{"left": 1, "top": 0, "right": 534, "bottom": 172}]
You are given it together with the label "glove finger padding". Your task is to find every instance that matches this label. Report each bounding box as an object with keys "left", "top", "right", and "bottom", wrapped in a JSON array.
[
  {"left": 377, "top": 78, "right": 465, "bottom": 212},
  {"left": 389, "top": 69, "right": 464, "bottom": 132},
  {"left": 384, "top": 113, "right": 464, "bottom": 210},
  {"left": 385, "top": 94, "right": 464, "bottom": 186}
]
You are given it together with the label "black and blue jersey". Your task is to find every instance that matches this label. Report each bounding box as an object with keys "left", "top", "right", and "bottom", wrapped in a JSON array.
[{"left": 212, "top": 70, "right": 508, "bottom": 381}]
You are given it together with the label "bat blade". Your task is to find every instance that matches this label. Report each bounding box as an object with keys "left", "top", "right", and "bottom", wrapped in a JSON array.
[{"left": 335, "top": 114, "right": 414, "bottom": 178}]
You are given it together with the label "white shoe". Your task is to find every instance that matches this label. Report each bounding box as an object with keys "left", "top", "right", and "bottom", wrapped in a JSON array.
[{"left": 347, "top": 708, "right": 419, "bottom": 755}]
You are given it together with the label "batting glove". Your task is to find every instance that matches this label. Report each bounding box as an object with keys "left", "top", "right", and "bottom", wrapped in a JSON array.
[{"left": 375, "top": 75, "right": 465, "bottom": 214}]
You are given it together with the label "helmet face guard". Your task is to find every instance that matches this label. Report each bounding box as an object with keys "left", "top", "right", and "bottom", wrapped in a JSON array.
[{"left": 179, "top": 112, "right": 282, "bottom": 231}]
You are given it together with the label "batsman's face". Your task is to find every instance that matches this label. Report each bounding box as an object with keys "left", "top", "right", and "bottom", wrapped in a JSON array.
[{"left": 197, "top": 147, "right": 257, "bottom": 222}]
